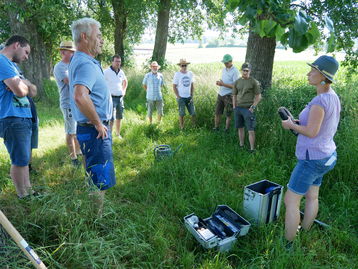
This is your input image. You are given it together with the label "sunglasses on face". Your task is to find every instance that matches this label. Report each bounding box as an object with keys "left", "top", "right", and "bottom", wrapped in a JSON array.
[
  {"left": 242, "top": 69, "right": 250, "bottom": 72},
  {"left": 181, "top": 65, "right": 187, "bottom": 67}
]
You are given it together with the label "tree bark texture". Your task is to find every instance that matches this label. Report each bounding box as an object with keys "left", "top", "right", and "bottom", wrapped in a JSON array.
[
  {"left": 152, "top": 0, "right": 171, "bottom": 66},
  {"left": 245, "top": 30, "right": 276, "bottom": 90},
  {"left": 8, "top": 8, "right": 50, "bottom": 96},
  {"left": 112, "top": 0, "right": 127, "bottom": 64}
]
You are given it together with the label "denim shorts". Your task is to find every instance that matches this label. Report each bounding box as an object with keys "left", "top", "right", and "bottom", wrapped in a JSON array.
[
  {"left": 234, "top": 107, "right": 256, "bottom": 130},
  {"left": 76, "top": 124, "right": 116, "bottom": 191},
  {"left": 177, "top": 97, "right": 196, "bottom": 116},
  {"left": 61, "top": 107, "right": 77, "bottom": 134},
  {"left": 111, "top": 96, "right": 124, "bottom": 120},
  {"left": 0, "top": 117, "right": 32, "bottom": 166},
  {"left": 146, "top": 100, "right": 164, "bottom": 117},
  {"left": 288, "top": 151, "right": 337, "bottom": 195},
  {"left": 31, "top": 120, "right": 39, "bottom": 149}
]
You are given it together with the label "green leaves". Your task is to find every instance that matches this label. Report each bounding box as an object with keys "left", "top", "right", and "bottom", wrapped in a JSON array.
[{"left": 293, "top": 10, "right": 308, "bottom": 35}]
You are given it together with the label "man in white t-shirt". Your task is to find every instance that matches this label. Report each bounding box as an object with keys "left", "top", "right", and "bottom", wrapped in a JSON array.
[
  {"left": 104, "top": 55, "right": 128, "bottom": 139},
  {"left": 173, "top": 59, "right": 196, "bottom": 130}
]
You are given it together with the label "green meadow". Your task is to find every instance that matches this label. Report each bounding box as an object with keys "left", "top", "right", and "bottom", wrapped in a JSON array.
[{"left": 0, "top": 62, "right": 357, "bottom": 268}]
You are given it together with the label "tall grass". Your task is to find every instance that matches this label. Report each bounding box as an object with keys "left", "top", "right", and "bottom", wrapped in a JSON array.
[{"left": 0, "top": 62, "right": 357, "bottom": 268}]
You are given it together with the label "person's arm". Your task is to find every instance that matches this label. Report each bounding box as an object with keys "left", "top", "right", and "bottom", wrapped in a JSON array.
[
  {"left": 4, "top": 77, "right": 29, "bottom": 97},
  {"left": 142, "top": 74, "right": 147, "bottom": 90},
  {"left": 74, "top": 84, "right": 108, "bottom": 139},
  {"left": 190, "top": 82, "right": 194, "bottom": 97},
  {"left": 122, "top": 78, "right": 128, "bottom": 96},
  {"left": 282, "top": 105, "right": 324, "bottom": 138},
  {"left": 24, "top": 79, "right": 37, "bottom": 97},
  {"left": 216, "top": 80, "right": 234, "bottom": 89},
  {"left": 173, "top": 84, "right": 180, "bottom": 98},
  {"left": 249, "top": 93, "right": 262, "bottom": 113},
  {"left": 232, "top": 95, "right": 237, "bottom": 108}
]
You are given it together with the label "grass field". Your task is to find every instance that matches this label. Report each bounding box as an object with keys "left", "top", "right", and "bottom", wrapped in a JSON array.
[{"left": 0, "top": 62, "right": 357, "bottom": 268}]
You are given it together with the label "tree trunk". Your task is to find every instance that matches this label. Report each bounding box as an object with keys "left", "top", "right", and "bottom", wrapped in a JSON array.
[
  {"left": 152, "top": 0, "right": 171, "bottom": 66},
  {"left": 8, "top": 9, "right": 50, "bottom": 96},
  {"left": 245, "top": 30, "right": 276, "bottom": 90},
  {"left": 111, "top": 0, "right": 127, "bottom": 64}
]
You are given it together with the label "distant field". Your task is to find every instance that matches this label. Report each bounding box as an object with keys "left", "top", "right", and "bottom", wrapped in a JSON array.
[{"left": 133, "top": 43, "right": 346, "bottom": 65}]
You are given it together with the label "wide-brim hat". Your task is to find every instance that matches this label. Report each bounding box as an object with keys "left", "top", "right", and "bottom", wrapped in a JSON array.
[
  {"left": 58, "top": 41, "right": 75, "bottom": 51},
  {"left": 307, "top": 55, "right": 339, "bottom": 82},
  {"left": 221, "top": 54, "right": 233, "bottom": 63},
  {"left": 177, "top": 59, "right": 190, "bottom": 65},
  {"left": 150, "top": 61, "right": 160, "bottom": 68}
]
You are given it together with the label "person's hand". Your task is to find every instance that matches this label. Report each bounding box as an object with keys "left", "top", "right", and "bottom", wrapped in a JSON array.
[
  {"left": 282, "top": 118, "right": 294, "bottom": 130},
  {"left": 94, "top": 123, "right": 108, "bottom": 139},
  {"left": 216, "top": 80, "right": 223, "bottom": 86}
]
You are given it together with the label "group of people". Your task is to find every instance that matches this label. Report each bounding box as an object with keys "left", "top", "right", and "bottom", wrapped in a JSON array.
[{"left": 0, "top": 16, "right": 341, "bottom": 246}]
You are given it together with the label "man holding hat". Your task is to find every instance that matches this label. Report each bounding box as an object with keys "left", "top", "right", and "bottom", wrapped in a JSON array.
[
  {"left": 214, "top": 54, "right": 239, "bottom": 132},
  {"left": 143, "top": 61, "right": 165, "bottom": 124},
  {"left": 54, "top": 40, "right": 81, "bottom": 166},
  {"left": 233, "top": 62, "right": 261, "bottom": 152},
  {"left": 173, "top": 59, "right": 196, "bottom": 130}
]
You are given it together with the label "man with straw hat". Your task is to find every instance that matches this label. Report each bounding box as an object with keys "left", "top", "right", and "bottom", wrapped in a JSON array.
[
  {"left": 54, "top": 40, "right": 82, "bottom": 167},
  {"left": 173, "top": 59, "right": 196, "bottom": 130},
  {"left": 143, "top": 61, "right": 165, "bottom": 124}
]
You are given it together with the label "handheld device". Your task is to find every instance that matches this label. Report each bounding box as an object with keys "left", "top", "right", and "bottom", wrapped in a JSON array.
[{"left": 278, "top": 107, "right": 299, "bottom": 136}]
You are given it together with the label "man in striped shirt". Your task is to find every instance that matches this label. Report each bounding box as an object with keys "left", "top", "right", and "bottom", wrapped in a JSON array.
[{"left": 142, "top": 61, "right": 165, "bottom": 124}]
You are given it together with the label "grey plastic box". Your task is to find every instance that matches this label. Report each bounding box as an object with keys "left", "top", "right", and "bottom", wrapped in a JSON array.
[
  {"left": 184, "top": 205, "right": 251, "bottom": 252},
  {"left": 243, "top": 179, "right": 283, "bottom": 225}
]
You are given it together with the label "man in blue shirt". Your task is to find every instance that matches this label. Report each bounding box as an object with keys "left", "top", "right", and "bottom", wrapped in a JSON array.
[
  {"left": 0, "top": 35, "right": 37, "bottom": 198},
  {"left": 142, "top": 61, "right": 165, "bottom": 124},
  {"left": 69, "top": 18, "right": 115, "bottom": 215}
]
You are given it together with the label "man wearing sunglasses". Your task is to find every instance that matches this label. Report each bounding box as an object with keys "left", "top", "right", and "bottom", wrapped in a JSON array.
[
  {"left": 232, "top": 63, "right": 261, "bottom": 153},
  {"left": 173, "top": 59, "right": 196, "bottom": 130}
]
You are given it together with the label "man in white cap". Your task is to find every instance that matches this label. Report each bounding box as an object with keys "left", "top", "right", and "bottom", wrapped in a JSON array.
[
  {"left": 54, "top": 41, "right": 81, "bottom": 166},
  {"left": 214, "top": 54, "right": 239, "bottom": 132},
  {"left": 143, "top": 61, "right": 165, "bottom": 124},
  {"left": 173, "top": 59, "right": 196, "bottom": 129}
]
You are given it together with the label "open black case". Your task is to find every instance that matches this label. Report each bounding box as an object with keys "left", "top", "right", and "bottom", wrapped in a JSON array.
[{"left": 184, "top": 205, "right": 251, "bottom": 252}]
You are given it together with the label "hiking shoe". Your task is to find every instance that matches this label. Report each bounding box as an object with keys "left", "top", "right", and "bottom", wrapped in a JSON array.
[
  {"left": 212, "top": 127, "right": 219, "bottom": 132},
  {"left": 224, "top": 128, "right": 230, "bottom": 133},
  {"left": 248, "top": 149, "right": 256, "bottom": 154},
  {"left": 72, "top": 159, "right": 81, "bottom": 167}
]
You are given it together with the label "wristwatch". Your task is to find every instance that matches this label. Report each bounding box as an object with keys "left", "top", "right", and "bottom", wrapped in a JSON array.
[{"left": 250, "top": 105, "right": 256, "bottom": 110}]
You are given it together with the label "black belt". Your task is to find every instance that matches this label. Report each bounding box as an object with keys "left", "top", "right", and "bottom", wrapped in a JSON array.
[
  {"left": 77, "top": 120, "right": 109, "bottom": 127},
  {"left": 112, "top": 95, "right": 123, "bottom": 98}
]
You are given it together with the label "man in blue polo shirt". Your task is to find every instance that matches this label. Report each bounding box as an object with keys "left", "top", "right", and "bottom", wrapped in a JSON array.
[
  {"left": 0, "top": 35, "right": 36, "bottom": 198},
  {"left": 69, "top": 18, "right": 115, "bottom": 214}
]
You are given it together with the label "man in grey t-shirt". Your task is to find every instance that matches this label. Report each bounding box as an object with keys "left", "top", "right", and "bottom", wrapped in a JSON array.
[{"left": 54, "top": 41, "right": 81, "bottom": 166}]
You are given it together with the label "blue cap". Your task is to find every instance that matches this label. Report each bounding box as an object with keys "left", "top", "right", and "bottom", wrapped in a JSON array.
[{"left": 307, "top": 55, "right": 339, "bottom": 82}]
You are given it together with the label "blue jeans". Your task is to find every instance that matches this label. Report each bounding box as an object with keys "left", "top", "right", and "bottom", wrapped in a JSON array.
[
  {"left": 288, "top": 151, "right": 337, "bottom": 195},
  {"left": 76, "top": 124, "right": 116, "bottom": 190},
  {"left": 0, "top": 117, "right": 32, "bottom": 166}
]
